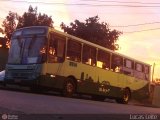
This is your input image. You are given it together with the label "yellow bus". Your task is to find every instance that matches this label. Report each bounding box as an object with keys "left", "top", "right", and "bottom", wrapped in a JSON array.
[{"left": 5, "top": 26, "right": 151, "bottom": 104}]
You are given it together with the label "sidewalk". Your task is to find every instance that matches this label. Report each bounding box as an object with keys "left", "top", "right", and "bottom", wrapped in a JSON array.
[{"left": 129, "top": 99, "right": 159, "bottom": 108}]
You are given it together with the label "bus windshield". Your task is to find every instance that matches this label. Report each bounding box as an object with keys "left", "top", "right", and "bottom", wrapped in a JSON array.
[{"left": 8, "top": 36, "right": 46, "bottom": 64}]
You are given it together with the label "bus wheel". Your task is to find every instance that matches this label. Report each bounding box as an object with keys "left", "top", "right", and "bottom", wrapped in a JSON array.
[
  {"left": 63, "top": 78, "right": 76, "bottom": 97},
  {"left": 116, "top": 88, "right": 131, "bottom": 104}
]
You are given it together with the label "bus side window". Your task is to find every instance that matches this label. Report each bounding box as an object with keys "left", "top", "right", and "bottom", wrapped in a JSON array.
[
  {"left": 144, "top": 65, "right": 150, "bottom": 80},
  {"left": 97, "top": 49, "right": 110, "bottom": 70},
  {"left": 48, "top": 33, "right": 65, "bottom": 63},
  {"left": 111, "top": 54, "right": 123, "bottom": 73},
  {"left": 82, "top": 44, "right": 96, "bottom": 66},
  {"left": 123, "top": 59, "right": 134, "bottom": 76},
  {"left": 134, "top": 63, "right": 144, "bottom": 79},
  {"left": 66, "top": 39, "right": 82, "bottom": 62}
]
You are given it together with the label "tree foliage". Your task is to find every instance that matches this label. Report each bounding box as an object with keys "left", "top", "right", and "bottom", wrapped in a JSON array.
[
  {"left": 61, "top": 16, "right": 122, "bottom": 50},
  {"left": 0, "top": 5, "right": 54, "bottom": 40},
  {"left": 17, "top": 6, "right": 53, "bottom": 29},
  {"left": 1, "top": 11, "right": 17, "bottom": 41}
]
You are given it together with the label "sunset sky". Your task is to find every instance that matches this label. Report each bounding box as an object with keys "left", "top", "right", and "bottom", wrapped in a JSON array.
[{"left": 0, "top": 0, "right": 160, "bottom": 79}]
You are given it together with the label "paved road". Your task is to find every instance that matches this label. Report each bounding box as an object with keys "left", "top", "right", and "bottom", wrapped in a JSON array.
[{"left": 0, "top": 89, "right": 159, "bottom": 120}]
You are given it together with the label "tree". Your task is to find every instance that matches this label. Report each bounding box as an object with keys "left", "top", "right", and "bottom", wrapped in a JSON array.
[
  {"left": 1, "top": 11, "right": 18, "bottom": 41},
  {"left": 0, "top": 5, "right": 54, "bottom": 41},
  {"left": 61, "top": 16, "right": 122, "bottom": 50},
  {"left": 16, "top": 5, "right": 53, "bottom": 29}
]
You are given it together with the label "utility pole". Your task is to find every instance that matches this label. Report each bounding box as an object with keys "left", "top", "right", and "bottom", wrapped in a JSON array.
[{"left": 152, "top": 63, "right": 155, "bottom": 83}]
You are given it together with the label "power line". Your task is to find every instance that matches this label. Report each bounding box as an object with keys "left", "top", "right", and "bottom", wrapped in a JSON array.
[
  {"left": 0, "top": 6, "right": 159, "bottom": 15},
  {"left": 80, "top": 0, "right": 160, "bottom": 5},
  {"left": 1, "top": 0, "right": 160, "bottom": 34},
  {"left": 1, "top": 0, "right": 160, "bottom": 8},
  {"left": 124, "top": 27, "right": 160, "bottom": 34},
  {"left": 3, "top": 0, "right": 160, "bottom": 5},
  {"left": 111, "top": 22, "right": 160, "bottom": 27}
]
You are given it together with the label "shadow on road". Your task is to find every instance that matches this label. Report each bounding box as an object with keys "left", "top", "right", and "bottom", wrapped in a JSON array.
[{"left": 0, "top": 84, "right": 157, "bottom": 108}]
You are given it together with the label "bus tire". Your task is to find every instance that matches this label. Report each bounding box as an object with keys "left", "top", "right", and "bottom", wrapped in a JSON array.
[
  {"left": 116, "top": 88, "right": 131, "bottom": 104},
  {"left": 63, "top": 78, "right": 76, "bottom": 97}
]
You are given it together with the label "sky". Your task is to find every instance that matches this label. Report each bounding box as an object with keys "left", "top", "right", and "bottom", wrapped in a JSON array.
[{"left": 0, "top": 0, "right": 160, "bottom": 79}]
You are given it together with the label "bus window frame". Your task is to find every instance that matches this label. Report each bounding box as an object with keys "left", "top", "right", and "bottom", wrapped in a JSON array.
[
  {"left": 97, "top": 49, "right": 110, "bottom": 70},
  {"left": 134, "top": 62, "right": 146, "bottom": 80},
  {"left": 48, "top": 33, "right": 66, "bottom": 63},
  {"left": 135, "top": 62, "right": 144, "bottom": 72},
  {"left": 124, "top": 59, "right": 134, "bottom": 69},
  {"left": 123, "top": 58, "right": 134, "bottom": 76},
  {"left": 111, "top": 54, "right": 123, "bottom": 73},
  {"left": 144, "top": 65, "right": 150, "bottom": 80},
  {"left": 66, "top": 39, "right": 82, "bottom": 62},
  {"left": 82, "top": 44, "right": 97, "bottom": 66}
]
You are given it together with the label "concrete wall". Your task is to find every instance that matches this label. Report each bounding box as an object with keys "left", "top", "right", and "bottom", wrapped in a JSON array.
[
  {"left": 152, "top": 85, "right": 160, "bottom": 107},
  {"left": 0, "top": 48, "right": 8, "bottom": 71}
]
